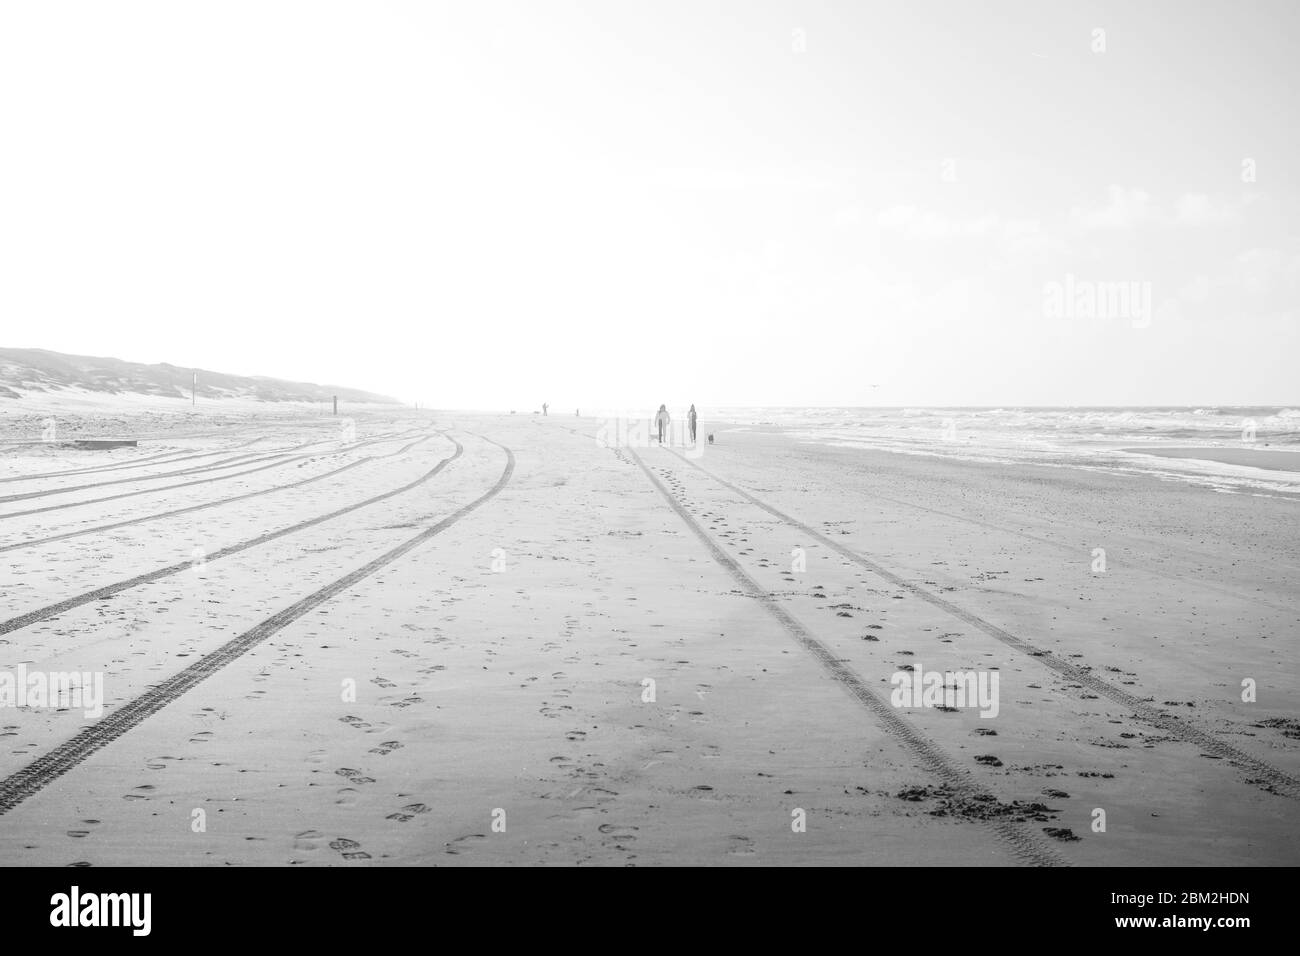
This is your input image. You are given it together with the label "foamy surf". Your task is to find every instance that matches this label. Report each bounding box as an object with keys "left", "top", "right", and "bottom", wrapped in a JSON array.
[{"left": 706, "top": 406, "right": 1300, "bottom": 500}]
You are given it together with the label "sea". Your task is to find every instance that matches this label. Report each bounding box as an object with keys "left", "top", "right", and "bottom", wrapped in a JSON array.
[{"left": 708, "top": 406, "right": 1300, "bottom": 500}]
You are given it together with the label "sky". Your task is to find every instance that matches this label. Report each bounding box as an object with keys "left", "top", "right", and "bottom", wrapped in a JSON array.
[{"left": 1, "top": 0, "right": 1297, "bottom": 410}]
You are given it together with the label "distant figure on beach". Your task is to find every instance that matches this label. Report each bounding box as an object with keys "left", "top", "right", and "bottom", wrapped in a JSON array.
[
  {"left": 655, "top": 404, "right": 670, "bottom": 444},
  {"left": 688, "top": 404, "right": 698, "bottom": 443},
  {"left": 542, "top": 403, "right": 548, "bottom": 416}
]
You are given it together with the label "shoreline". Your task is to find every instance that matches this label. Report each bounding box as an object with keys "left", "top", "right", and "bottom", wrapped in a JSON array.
[{"left": 1119, "top": 445, "right": 1300, "bottom": 473}]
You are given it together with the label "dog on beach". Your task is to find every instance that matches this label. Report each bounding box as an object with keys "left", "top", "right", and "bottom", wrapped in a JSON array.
[{"left": 707, "top": 433, "right": 714, "bottom": 444}]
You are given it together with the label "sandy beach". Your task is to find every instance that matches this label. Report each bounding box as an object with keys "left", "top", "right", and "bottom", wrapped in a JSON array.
[{"left": 0, "top": 405, "right": 1295, "bottom": 866}]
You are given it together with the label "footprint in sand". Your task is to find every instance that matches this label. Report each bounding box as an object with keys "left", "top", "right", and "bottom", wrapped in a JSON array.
[
  {"left": 598, "top": 823, "right": 638, "bottom": 850},
  {"left": 335, "top": 768, "right": 376, "bottom": 784},
  {"left": 444, "top": 834, "right": 487, "bottom": 856},
  {"left": 368, "top": 740, "right": 403, "bottom": 756},
  {"left": 386, "top": 803, "right": 431, "bottom": 823},
  {"left": 189, "top": 731, "right": 213, "bottom": 744},
  {"left": 597, "top": 823, "right": 638, "bottom": 837},
  {"left": 293, "top": 830, "right": 326, "bottom": 851},
  {"left": 123, "top": 784, "right": 156, "bottom": 801},
  {"left": 727, "top": 835, "right": 757, "bottom": 856},
  {"left": 371, "top": 677, "right": 397, "bottom": 688},
  {"left": 329, "top": 837, "right": 371, "bottom": 860}
]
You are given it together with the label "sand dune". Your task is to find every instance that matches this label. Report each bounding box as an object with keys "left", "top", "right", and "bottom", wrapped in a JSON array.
[{"left": 0, "top": 347, "right": 397, "bottom": 405}]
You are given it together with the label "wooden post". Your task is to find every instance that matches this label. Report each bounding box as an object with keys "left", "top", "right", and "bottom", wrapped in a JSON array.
[{"left": 333, "top": 396, "right": 338, "bottom": 416}]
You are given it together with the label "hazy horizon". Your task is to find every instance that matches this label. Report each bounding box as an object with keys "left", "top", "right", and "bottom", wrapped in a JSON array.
[{"left": 4, "top": 342, "right": 1298, "bottom": 414}]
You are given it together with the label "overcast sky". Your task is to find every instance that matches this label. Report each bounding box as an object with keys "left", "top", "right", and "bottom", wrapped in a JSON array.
[{"left": 2, "top": 0, "right": 1296, "bottom": 409}]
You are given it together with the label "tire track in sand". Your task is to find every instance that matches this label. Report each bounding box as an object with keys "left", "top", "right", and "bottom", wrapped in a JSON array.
[
  {"left": 628, "top": 447, "right": 1070, "bottom": 867},
  {"left": 0, "top": 432, "right": 462, "bottom": 639},
  {"left": 0, "top": 429, "right": 419, "bottom": 521},
  {"left": 0, "top": 436, "right": 268, "bottom": 484},
  {"left": 0, "top": 435, "right": 515, "bottom": 814},
  {"left": 0, "top": 434, "right": 436, "bottom": 555},
  {"left": 0, "top": 428, "right": 420, "bottom": 505},
  {"left": 0, "top": 445, "right": 315, "bottom": 503},
  {"left": 666, "top": 449, "right": 1300, "bottom": 801}
]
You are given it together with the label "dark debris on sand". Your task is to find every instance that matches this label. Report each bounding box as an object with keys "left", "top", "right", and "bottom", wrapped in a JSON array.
[
  {"left": 1255, "top": 717, "right": 1300, "bottom": 739},
  {"left": 893, "top": 785, "right": 1062, "bottom": 823},
  {"left": 1043, "top": 827, "right": 1081, "bottom": 842}
]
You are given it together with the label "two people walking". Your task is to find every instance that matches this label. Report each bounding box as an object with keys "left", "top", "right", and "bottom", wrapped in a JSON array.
[{"left": 654, "top": 404, "right": 698, "bottom": 444}]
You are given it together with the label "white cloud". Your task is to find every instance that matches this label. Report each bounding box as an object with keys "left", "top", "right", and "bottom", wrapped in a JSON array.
[
  {"left": 1070, "top": 186, "right": 1155, "bottom": 230},
  {"left": 1173, "top": 193, "right": 1229, "bottom": 226},
  {"left": 1235, "top": 247, "right": 1291, "bottom": 296},
  {"left": 875, "top": 205, "right": 1039, "bottom": 241},
  {"left": 1157, "top": 247, "right": 1299, "bottom": 324},
  {"left": 1072, "top": 186, "right": 1251, "bottom": 230},
  {"left": 647, "top": 168, "right": 838, "bottom": 192}
]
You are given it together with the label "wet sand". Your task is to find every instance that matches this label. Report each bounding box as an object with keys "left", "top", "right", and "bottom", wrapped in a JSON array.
[{"left": 1122, "top": 445, "right": 1300, "bottom": 472}]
